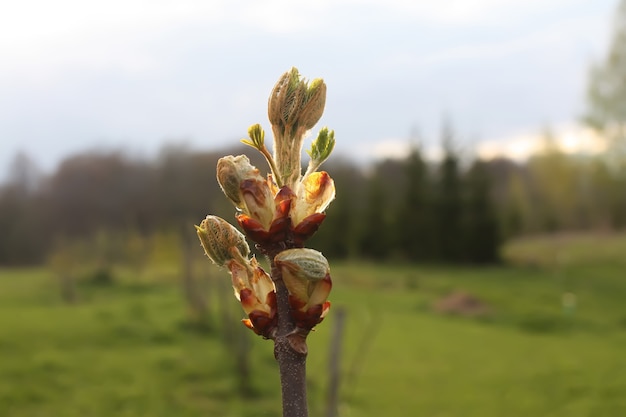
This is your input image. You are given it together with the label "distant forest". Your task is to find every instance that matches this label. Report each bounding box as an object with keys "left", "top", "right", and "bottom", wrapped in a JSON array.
[{"left": 1, "top": 128, "right": 624, "bottom": 266}]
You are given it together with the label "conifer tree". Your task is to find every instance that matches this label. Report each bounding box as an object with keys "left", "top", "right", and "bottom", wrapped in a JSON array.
[
  {"left": 359, "top": 170, "right": 391, "bottom": 260},
  {"left": 395, "top": 146, "right": 434, "bottom": 261},
  {"left": 435, "top": 120, "right": 464, "bottom": 262},
  {"left": 464, "top": 159, "right": 500, "bottom": 263}
]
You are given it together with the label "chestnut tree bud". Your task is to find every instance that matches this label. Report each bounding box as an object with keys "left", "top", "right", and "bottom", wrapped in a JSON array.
[
  {"left": 195, "top": 215, "right": 250, "bottom": 267},
  {"left": 275, "top": 248, "right": 330, "bottom": 305}
]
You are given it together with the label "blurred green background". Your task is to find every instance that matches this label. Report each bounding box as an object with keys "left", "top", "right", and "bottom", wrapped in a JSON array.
[{"left": 1, "top": 234, "right": 626, "bottom": 416}]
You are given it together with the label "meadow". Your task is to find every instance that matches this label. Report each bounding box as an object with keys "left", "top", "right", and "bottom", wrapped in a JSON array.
[{"left": 1, "top": 232, "right": 626, "bottom": 416}]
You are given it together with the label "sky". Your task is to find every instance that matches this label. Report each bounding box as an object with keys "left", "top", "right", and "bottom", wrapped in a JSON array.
[{"left": 0, "top": 0, "right": 619, "bottom": 179}]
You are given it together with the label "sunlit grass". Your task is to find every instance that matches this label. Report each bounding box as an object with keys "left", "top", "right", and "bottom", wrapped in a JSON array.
[{"left": 1, "top": 232, "right": 626, "bottom": 416}]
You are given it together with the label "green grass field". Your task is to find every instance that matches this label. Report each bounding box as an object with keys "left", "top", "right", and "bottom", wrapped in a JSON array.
[{"left": 1, "top": 232, "right": 626, "bottom": 416}]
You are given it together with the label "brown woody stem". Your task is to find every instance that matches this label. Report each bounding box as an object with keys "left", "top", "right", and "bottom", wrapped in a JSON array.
[{"left": 269, "top": 249, "right": 308, "bottom": 417}]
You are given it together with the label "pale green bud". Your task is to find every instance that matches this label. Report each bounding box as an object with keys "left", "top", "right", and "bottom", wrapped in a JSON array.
[
  {"left": 217, "top": 155, "right": 249, "bottom": 208},
  {"left": 216, "top": 155, "right": 266, "bottom": 211},
  {"left": 195, "top": 215, "right": 250, "bottom": 266},
  {"left": 268, "top": 68, "right": 329, "bottom": 189},
  {"left": 275, "top": 248, "right": 329, "bottom": 281},
  {"left": 268, "top": 68, "right": 326, "bottom": 133},
  {"left": 216, "top": 154, "right": 277, "bottom": 229},
  {"left": 275, "top": 248, "right": 330, "bottom": 305},
  {"left": 268, "top": 68, "right": 300, "bottom": 127},
  {"left": 299, "top": 79, "right": 326, "bottom": 131},
  {"left": 306, "top": 127, "right": 335, "bottom": 174},
  {"left": 241, "top": 124, "right": 265, "bottom": 151}
]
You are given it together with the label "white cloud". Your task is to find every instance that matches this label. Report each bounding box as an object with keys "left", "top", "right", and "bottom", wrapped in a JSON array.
[
  {"left": 477, "top": 132, "right": 543, "bottom": 161},
  {"left": 477, "top": 124, "right": 608, "bottom": 161},
  {"left": 360, "top": 124, "right": 608, "bottom": 164},
  {"left": 368, "top": 138, "right": 413, "bottom": 160},
  {"left": 354, "top": 137, "right": 446, "bottom": 162}
]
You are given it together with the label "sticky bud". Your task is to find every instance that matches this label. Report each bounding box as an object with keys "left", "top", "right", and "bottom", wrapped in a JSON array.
[
  {"left": 216, "top": 155, "right": 258, "bottom": 208},
  {"left": 292, "top": 171, "right": 335, "bottom": 228},
  {"left": 195, "top": 215, "right": 249, "bottom": 266},
  {"left": 217, "top": 155, "right": 277, "bottom": 229},
  {"left": 275, "top": 248, "right": 330, "bottom": 305},
  {"left": 268, "top": 68, "right": 328, "bottom": 189},
  {"left": 275, "top": 248, "right": 329, "bottom": 281},
  {"left": 275, "top": 248, "right": 332, "bottom": 331},
  {"left": 268, "top": 67, "right": 302, "bottom": 128},
  {"left": 299, "top": 78, "right": 326, "bottom": 131}
]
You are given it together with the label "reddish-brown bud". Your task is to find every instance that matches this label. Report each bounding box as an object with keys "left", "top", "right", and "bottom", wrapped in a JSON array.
[
  {"left": 274, "top": 248, "right": 332, "bottom": 330},
  {"left": 292, "top": 171, "right": 335, "bottom": 228},
  {"left": 217, "top": 155, "right": 277, "bottom": 229}
]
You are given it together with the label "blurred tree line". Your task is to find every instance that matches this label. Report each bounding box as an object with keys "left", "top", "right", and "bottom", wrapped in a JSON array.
[
  {"left": 1, "top": 126, "right": 624, "bottom": 267},
  {"left": 0, "top": 145, "right": 237, "bottom": 266},
  {"left": 310, "top": 127, "right": 626, "bottom": 263}
]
